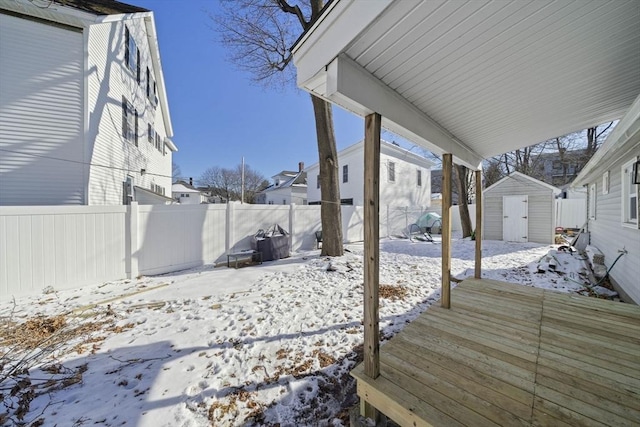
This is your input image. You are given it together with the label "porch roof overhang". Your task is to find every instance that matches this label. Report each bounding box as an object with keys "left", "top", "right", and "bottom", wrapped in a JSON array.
[{"left": 292, "top": 0, "right": 640, "bottom": 169}]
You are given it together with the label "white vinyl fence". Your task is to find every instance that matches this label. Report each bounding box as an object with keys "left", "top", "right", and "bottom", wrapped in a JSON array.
[
  {"left": 555, "top": 199, "right": 587, "bottom": 229},
  {"left": 3, "top": 202, "right": 468, "bottom": 299}
]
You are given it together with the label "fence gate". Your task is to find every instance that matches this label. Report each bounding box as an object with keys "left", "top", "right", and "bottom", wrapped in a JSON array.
[{"left": 503, "top": 195, "right": 528, "bottom": 242}]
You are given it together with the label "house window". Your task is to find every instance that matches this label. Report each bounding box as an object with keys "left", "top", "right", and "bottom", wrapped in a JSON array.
[
  {"left": 136, "top": 49, "right": 141, "bottom": 83},
  {"left": 589, "top": 183, "right": 596, "bottom": 220},
  {"left": 124, "top": 26, "right": 138, "bottom": 78},
  {"left": 134, "top": 111, "right": 138, "bottom": 146},
  {"left": 602, "top": 171, "right": 609, "bottom": 195},
  {"left": 148, "top": 124, "right": 155, "bottom": 144},
  {"left": 122, "top": 97, "right": 137, "bottom": 145},
  {"left": 317, "top": 174, "right": 320, "bottom": 189},
  {"left": 343, "top": 165, "right": 348, "bottom": 183},
  {"left": 155, "top": 133, "right": 162, "bottom": 152},
  {"left": 388, "top": 162, "right": 396, "bottom": 182},
  {"left": 417, "top": 169, "right": 422, "bottom": 187},
  {"left": 146, "top": 67, "right": 151, "bottom": 97},
  {"left": 622, "top": 159, "right": 638, "bottom": 226}
]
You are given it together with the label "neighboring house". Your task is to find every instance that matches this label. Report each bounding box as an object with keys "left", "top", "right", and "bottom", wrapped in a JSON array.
[
  {"left": 573, "top": 95, "right": 640, "bottom": 304},
  {"left": 196, "top": 188, "right": 227, "bottom": 204},
  {"left": 484, "top": 172, "right": 561, "bottom": 244},
  {"left": 306, "top": 140, "right": 433, "bottom": 207},
  {"left": 172, "top": 181, "right": 206, "bottom": 204},
  {"left": 431, "top": 169, "right": 460, "bottom": 205},
  {"left": 257, "top": 163, "right": 307, "bottom": 205},
  {"left": 532, "top": 148, "right": 590, "bottom": 186},
  {"left": 0, "top": 0, "right": 177, "bottom": 206}
]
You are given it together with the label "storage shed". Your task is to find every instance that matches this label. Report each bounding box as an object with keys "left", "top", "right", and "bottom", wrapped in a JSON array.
[{"left": 484, "top": 172, "right": 561, "bottom": 244}]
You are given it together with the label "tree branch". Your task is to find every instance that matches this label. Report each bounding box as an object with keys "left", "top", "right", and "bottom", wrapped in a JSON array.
[{"left": 276, "top": 0, "right": 309, "bottom": 29}]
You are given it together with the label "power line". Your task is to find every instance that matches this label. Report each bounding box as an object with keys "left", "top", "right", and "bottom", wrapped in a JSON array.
[{"left": 0, "top": 147, "right": 173, "bottom": 179}]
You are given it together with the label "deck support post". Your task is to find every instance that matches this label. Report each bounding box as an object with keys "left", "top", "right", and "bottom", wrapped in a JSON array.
[
  {"left": 362, "top": 112, "right": 381, "bottom": 421},
  {"left": 442, "top": 154, "right": 452, "bottom": 308},
  {"left": 475, "top": 169, "right": 482, "bottom": 279}
]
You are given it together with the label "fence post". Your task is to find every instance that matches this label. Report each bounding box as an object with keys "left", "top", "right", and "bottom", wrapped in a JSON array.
[
  {"left": 225, "top": 202, "right": 234, "bottom": 253},
  {"left": 289, "top": 203, "right": 296, "bottom": 251},
  {"left": 127, "top": 202, "right": 139, "bottom": 279},
  {"left": 386, "top": 205, "right": 390, "bottom": 238}
]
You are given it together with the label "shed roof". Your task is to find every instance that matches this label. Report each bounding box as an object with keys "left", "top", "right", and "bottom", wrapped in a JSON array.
[
  {"left": 484, "top": 171, "right": 561, "bottom": 194},
  {"left": 292, "top": 0, "right": 640, "bottom": 169}
]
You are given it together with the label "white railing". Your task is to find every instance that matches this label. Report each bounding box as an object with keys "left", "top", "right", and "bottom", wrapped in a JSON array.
[{"left": 0, "top": 202, "right": 468, "bottom": 299}]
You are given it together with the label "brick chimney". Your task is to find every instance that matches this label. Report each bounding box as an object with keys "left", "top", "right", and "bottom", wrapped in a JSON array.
[{"left": 298, "top": 161, "right": 304, "bottom": 172}]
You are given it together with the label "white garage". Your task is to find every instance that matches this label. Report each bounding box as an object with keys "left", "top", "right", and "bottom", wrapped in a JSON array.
[{"left": 484, "top": 172, "right": 560, "bottom": 244}]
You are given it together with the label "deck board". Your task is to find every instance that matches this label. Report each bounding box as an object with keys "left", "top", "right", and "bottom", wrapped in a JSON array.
[{"left": 351, "top": 278, "right": 640, "bottom": 427}]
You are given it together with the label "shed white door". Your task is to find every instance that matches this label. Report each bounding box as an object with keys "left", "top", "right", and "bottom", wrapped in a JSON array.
[{"left": 503, "top": 195, "right": 528, "bottom": 242}]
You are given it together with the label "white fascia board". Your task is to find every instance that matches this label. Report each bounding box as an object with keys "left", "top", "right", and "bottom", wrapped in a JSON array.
[
  {"left": 292, "top": 0, "right": 392, "bottom": 86},
  {"left": 573, "top": 94, "right": 640, "bottom": 188},
  {"left": 326, "top": 54, "right": 483, "bottom": 170},
  {"left": 164, "top": 137, "right": 178, "bottom": 152},
  {"left": 0, "top": 0, "right": 97, "bottom": 27},
  {"left": 95, "top": 12, "right": 152, "bottom": 24},
  {"left": 381, "top": 143, "right": 435, "bottom": 169},
  {"left": 145, "top": 15, "right": 173, "bottom": 138}
]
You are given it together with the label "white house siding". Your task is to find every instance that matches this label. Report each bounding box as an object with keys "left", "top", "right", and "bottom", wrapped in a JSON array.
[
  {"left": 306, "top": 141, "right": 431, "bottom": 208},
  {"left": 380, "top": 153, "right": 430, "bottom": 207},
  {"left": 484, "top": 176, "right": 556, "bottom": 244},
  {"left": 264, "top": 186, "right": 307, "bottom": 205},
  {"left": 86, "top": 19, "right": 171, "bottom": 205},
  {"left": 586, "top": 158, "right": 640, "bottom": 304},
  {"left": 0, "top": 13, "right": 84, "bottom": 205}
]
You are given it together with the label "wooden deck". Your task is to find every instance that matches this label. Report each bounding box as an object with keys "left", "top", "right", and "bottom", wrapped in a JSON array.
[{"left": 351, "top": 278, "right": 640, "bottom": 426}]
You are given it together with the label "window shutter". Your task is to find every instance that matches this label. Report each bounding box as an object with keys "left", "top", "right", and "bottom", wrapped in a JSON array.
[
  {"left": 134, "top": 111, "right": 138, "bottom": 146},
  {"left": 122, "top": 97, "right": 128, "bottom": 139}
]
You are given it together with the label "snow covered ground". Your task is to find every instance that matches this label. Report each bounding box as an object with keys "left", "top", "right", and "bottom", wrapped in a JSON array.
[{"left": 1, "top": 236, "right": 592, "bottom": 426}]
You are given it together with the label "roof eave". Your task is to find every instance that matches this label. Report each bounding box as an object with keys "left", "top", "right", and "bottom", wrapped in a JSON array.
[
  {"left": 573, "top": 94, "right": 640, "bottom": 188},
  {"left": 145, "top": 16, "right": 173, "bottom": 139}
]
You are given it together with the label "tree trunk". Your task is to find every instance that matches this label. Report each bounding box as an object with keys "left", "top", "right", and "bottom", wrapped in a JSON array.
[
  {"left": 311, "top": 94, "right": 343, "bottom": 256},
  {"left": 455, "top": 164, "right": 473, "bottom": 238}
]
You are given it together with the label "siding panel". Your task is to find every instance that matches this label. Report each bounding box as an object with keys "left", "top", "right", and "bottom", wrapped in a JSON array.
[
  {"left": 87, "top": 20, "right": 172, "bottom": 205},
  {"left": 587, "top": 158, "right": 640, "bottom": 303},
  {"left": 0, "top": 14, "right": 84, "bottom": 205}
]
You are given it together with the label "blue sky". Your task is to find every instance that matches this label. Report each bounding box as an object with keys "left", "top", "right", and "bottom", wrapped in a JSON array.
[{"left": 135, "top": 0, "right": 375, "bottom": 182}]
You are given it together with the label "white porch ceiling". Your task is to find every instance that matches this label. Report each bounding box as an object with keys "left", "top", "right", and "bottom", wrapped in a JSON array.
[{"left": 292, "top": 0, "right": 640, "bottom": 169}]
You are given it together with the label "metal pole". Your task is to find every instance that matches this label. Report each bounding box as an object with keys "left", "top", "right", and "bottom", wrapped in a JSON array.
[{"left": 241, "top": 157, "right": 245, "bottom": 204}]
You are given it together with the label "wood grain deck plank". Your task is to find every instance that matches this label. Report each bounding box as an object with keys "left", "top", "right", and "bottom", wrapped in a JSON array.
[
  {"left": 535, "top": 385, "right": 638, "bottom": 426},
  {"left": 384, "top": 334, "right": 534, "bottom": 406},
  {"left": 383, "top": 344, "right": 534, "bottom": 422},
  {"left": 536, "top": 371, "right": 640, "bottom": 423},
  {"left": 350, "top": 279, "right": 640, "bottom": 427},
  {"left": 352, "top": 363, "right": 462, "bottom": 427},
  {"left": 539, "top": 335, "right": 640, "bottom": 376},
  {"left": 412, "top": 313, "right": 540, "bottom": 362}
]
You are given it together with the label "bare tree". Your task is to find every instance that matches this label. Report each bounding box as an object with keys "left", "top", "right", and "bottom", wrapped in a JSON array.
[
  {"left": 172, "top": 162, "right": 183, "bottom": 183},
  {"left": 454, "top": 164, "right": 473, "bottom": 238},
  {"left": 213, "top": 0, "right": 343, "bottom": 256},
  {"left": 199, "top": 164, "right": 267, "bottom": 203}
]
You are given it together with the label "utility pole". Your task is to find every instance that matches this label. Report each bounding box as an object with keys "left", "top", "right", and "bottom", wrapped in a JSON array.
[{"left": 241, "top": 157, "right": 245, "bottom": 204}]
